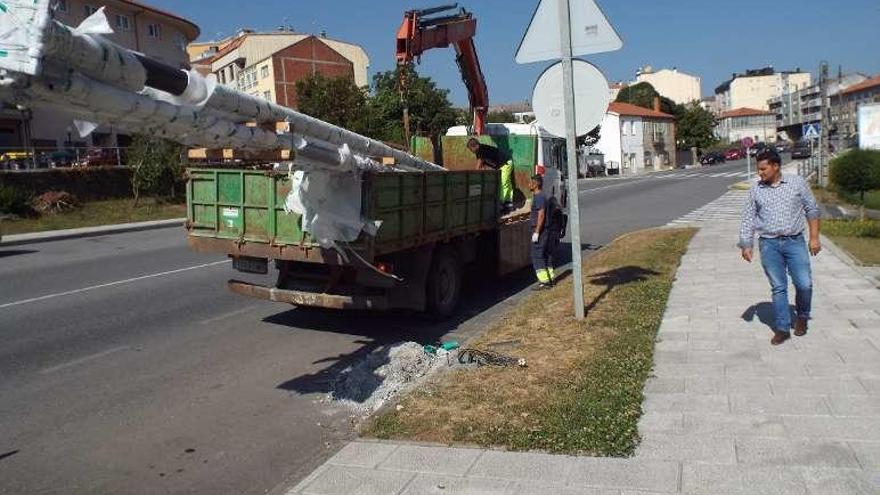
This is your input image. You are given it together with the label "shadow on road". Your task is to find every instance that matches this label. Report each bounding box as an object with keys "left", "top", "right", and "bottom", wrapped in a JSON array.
[
  {"left": 271, "top": 266, "right": 537, "bottom": 400},
  {"left": 741, "top": 302, "right": 796, "bottom": 333},
  {"left": 0, "top": 249, "right": 38, "bottom": 258},
  {"left": 585, "top": 266, "right": 659, "bottom": 314}
]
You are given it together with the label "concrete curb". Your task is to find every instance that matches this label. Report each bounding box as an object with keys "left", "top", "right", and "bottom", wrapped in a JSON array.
[{"left": 1, "top": 218, "right": 186, "bottom": 246}]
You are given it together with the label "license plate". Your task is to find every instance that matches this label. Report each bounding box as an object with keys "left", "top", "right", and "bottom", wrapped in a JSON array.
[{"left": 232, "top": 256, "right": 268, "bottom": 274}]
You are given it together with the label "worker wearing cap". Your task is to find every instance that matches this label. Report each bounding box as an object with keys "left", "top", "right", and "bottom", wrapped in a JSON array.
[
  {"left": 529, "top": 174, "right": 556, "bottom": 290},
  {"left": 467, "top": 138, "right": 514, "bottom": 212}
]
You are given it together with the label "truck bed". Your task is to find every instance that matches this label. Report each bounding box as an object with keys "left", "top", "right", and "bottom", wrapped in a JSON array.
[{"left": 186, "top": 168, "right": 500, "bottom": 264}]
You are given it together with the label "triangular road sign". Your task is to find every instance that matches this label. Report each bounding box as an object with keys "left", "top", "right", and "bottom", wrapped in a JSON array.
[{"left": 515, "top": 0, "right": 623, "bottom": 64}]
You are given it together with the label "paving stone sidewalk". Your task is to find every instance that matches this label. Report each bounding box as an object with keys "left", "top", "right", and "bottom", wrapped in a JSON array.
[{"left": 287, "top": 191, "right": 880, "bottom": 495}]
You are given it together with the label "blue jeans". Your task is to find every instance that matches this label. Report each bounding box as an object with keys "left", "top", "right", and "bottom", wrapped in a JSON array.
[{"left": 758, "top": 234, "right": 813, "bottom": 332}]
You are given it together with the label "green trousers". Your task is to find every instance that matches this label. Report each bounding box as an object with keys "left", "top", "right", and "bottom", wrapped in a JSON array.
[{"left": 499, "top": 161, "right": 514, "bottom": 204}]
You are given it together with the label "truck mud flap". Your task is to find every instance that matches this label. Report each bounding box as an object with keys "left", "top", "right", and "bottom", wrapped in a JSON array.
[{"left": 228, "top": 280, "right": 390, "bottom": 310}]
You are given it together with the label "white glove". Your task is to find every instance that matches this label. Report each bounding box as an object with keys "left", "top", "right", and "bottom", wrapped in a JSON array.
[{"left": 531, "top": 232, "right": 540, "bottom": 243}]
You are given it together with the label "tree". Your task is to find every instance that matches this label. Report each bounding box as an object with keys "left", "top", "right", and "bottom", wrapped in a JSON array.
[
  {"left": 293, "top": 67, "right": 460, "bottom": 158},
  {"left": 577, "top": 125, "right": 601, "bottom": 147},
  {"left": 674, "top": 103, "right": 718, "bottom": 150},
  {"left": 830, "top": 149, "right": 880, "bottom": 218},
  {"left": 615, "top": 82, "right": 677, "bottom": 115},
  {"left": 129, "top": 135, "right": 185, "bottom": 205},
  {"left": 295, "top": 74, "right": 375, "bottom": 138},
  {"left": 371, "top": 65, "right": 459, "bottom": 154}
]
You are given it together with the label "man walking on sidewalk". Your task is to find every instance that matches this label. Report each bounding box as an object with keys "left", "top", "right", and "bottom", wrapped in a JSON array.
[{"left": 739, "top": 149, "right": 822, "bottom": 345}]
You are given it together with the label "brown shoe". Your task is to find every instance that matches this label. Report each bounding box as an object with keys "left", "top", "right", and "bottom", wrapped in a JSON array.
[
  {"left": 794, "top": 318, "right": 808, "bottom": 337},
  {"left": 771, "top": 331, "right": 791, "bottom": 346}
]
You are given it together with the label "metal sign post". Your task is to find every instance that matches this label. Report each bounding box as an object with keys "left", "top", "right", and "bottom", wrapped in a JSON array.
[
  {"left": 558, "top": 0, "right": 585, "bottom": 320},
  {"left": 516, "top": 0, "right": 622, "bottom": 321},
  {"left": 746, "top": 147, "right": 751, "bottom": 181},
  {"left": 741, "top": 137, "right": 754, "bottom": 182}
]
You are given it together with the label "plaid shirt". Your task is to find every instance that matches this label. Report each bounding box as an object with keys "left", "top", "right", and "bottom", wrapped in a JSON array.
[{"left": 738, "top": 174, "right": 820, "bottom": 249}]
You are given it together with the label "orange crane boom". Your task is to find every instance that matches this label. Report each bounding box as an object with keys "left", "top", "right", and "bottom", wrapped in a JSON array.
[{"left": 396, "top": 4, "right": 489, "bottom": 137}]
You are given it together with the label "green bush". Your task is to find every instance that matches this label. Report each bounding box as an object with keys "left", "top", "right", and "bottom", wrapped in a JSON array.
[
  {"left": 128, "top": 135, "right": 186, "bottom": 204},
  {"left": 0, "top": 184, "right": 33, "bottom": 217},
  {"left": 830, "top": 150, "right": 880, "bottom": 204},
  {"left": 823, "top": 219, "right": 880, "bottom": 238}
]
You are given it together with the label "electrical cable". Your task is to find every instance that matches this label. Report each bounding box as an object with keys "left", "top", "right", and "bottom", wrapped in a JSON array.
[{"left": 457, "top": 348, "right": 525, "bottom": 367}]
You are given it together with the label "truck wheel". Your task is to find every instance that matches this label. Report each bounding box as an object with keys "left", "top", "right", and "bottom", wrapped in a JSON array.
[{"left": 426, "top": 249, "right": 462, "bottom": 318}]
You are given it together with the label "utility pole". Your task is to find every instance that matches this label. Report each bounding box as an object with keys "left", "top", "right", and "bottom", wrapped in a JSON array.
[
  {"left": 558, "top": 0, "right": 586, "bottom": 320},
  {"left": 819, "top": 61, "right": 829, "bottom": 187}
]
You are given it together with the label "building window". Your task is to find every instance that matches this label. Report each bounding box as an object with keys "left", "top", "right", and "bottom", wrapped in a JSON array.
[
  {"left": 115, "top": 14, "right": 131, "bottom": 31},
  {"left": 623, "top": 121, "right": 630, "bottom": 135},
  {"left": 263, "top": 90, "right": 271, "bottom": 101},
  {"left": 147, "top": 24, "right": 161, "bottom": 39},
  {"left": 55, "top": 0, "right": 68, "bottom": 13},
  {"left": 238, "top": 66, "right": 258, "bottom": 91},
  {"left": 261, "top": 65, "right": 269, "bottom": 79},
  {"left": 84, "top": 4, "right": 98, "bottom": 16}
]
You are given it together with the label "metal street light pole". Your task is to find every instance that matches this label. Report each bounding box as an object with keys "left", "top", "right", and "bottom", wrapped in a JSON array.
[{"left": 558, "top": 0, "right": 586, "bottom": 320}]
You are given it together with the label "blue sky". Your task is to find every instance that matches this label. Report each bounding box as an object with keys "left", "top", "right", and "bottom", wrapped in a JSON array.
[{"left": 150, "top": 0, "right": 880, "bottom": 107}]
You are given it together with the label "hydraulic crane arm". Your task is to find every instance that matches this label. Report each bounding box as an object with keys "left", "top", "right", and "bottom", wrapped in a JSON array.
[{"left": 396, "top": 4, "right": 489, "bottom": 135}]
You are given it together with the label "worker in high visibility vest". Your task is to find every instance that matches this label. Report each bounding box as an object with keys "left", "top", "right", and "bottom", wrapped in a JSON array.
[{"left": 467, "top": 138, "right": 514, "bottom": 213}]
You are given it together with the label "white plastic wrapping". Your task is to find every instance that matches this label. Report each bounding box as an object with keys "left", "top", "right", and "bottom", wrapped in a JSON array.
[
  {"left": 41, "top": 9, "right": 147, "bottom": 93},
  {"left": 283, "top": 169, "right": 378, "bottom": 249},
  {"left": 0, "top": 0, "right": 52, "bottom": 75}
]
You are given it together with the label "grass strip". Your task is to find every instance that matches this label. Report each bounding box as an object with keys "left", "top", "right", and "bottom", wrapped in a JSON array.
[
  {"left": 1, "top": 198, "right": 185, "bottom": 235},
  {"left": 363, "top": 227, "right": 696, "bottom": 456},
  {"left": 823, "top": 219, "right": 880, "bottom": 266}
]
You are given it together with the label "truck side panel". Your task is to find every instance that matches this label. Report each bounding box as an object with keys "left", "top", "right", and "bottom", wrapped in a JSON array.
[
  {"left": 187, "top": 168, "right": 499, "bottom": 262},
  {"left": 497, "top": 216, "right": 532, "bottom": 276}
]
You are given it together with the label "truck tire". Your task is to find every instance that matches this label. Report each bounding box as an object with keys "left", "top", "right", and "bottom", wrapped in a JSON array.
[{"left": 426, "top": 248, "right": 462, "bottom": 318}]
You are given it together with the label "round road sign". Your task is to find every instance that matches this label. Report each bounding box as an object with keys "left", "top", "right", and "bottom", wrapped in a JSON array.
[
  {"left": 531, "top": 59, "right": 610, "bottom": 138},
  {"left": 741, "top": 137, "right": 754, "bottom": 149}
]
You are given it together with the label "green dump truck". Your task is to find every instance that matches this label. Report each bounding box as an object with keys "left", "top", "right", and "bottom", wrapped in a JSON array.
[{"left": 186, "top": 168, "right": 533, "bottom": 316}]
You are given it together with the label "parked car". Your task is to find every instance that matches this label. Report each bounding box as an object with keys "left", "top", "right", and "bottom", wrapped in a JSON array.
[
  {"left": 49, "top": 150, "right": 76, "bottom": 167},
  {"left": 724, "top": 148, "right": 745, "bottom": 160},
  {"left": 748, "top": 142, "right": 768, "bottom": 157},
  {"left": 791, "top": 141, "right": 812, "bottom": 159},
  {"left": 774, "top": 142, "right": 791, "bottom": 154},
  {"left": 76, "top": 148, "right": 119, "bottom": 167},
  {"left": 700, "top": 151, "right": 726, "bottom": 165}
]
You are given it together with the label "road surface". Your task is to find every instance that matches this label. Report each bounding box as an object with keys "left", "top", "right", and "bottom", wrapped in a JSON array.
[{"left": 0, "top": 160, "right": 756, "bottom": 494}]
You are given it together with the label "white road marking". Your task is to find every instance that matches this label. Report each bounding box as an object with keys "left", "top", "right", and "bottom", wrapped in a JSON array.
[
  {"left": 579, "top": 178, "right": 649, "bottom": 194},
  {"left": 40, "top": 345, "right": 129, "bottom": 374},
  {"left": 199, "top": 305, "right": 259, "bottom": 325},
  {"left": 0, "top": 260, "right": 230, "bottom": 310}
]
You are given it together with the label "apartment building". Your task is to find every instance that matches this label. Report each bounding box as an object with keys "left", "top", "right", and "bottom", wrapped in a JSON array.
[
  {"left": 595, "top": 101, "right": 677, "bottom": 174},
  {"left": 191, "top": 30, "right": 370, "bottom": 90},
  {"left": 769, "top": 73, "right": 867, "bottom": 143},
  {"left": 831, "top": 75, "right": 880, "bottom": 148},
  {"left": 0, "top": 0, "right": 200, "bottom": 149},
  {"left": 714, "top": 67, "right": 811, "bottom": 113},
  {"left": 715, "top": 108, "right": 776, "bottom": 144},
  {"left": 635, "top": 66, "right": 701, "bottom": 105}
]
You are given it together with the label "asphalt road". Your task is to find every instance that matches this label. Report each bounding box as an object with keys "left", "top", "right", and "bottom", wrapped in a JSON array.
[{"left": 0, "top": 160, "right": 753, "bottom": 494}]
